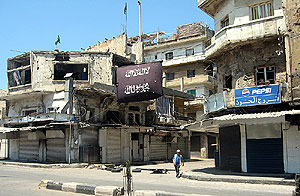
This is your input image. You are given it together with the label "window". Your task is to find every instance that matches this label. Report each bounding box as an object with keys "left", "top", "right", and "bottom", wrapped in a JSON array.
[
  {"left": 22, "top": 109, "right": 37, "bottom": 116},
  {"left": 256, "top": 66, "right": 275, "bottom": 85},
  {"left": 166, "top": 73, "right": 174, "bottom": 81},
  {"left": 187, "top": 70, "right": 195, "bottom": 78},
  {"left": 221, "top": 15, "right": 229, "bottom": 28},
  {"left": 224, "top": 75, "right": 232, "bottom": 89},
  {"left": 250, "top": 2, "right": 274, "bottom": 20},
  {"left": 187, "top": 89, "right": 196, "bottom": 96},
  {"left": 54, "top": 63, "right": 88, "bottom": 80},
  {"left": 155, "top": 55, "right": 158, "bottom": 60},
  {"left": 186, "top": 48, "right": 194, "bottom": 56},
  {"left": 165, "top": 52, "right": 173, "bottom": 60}
]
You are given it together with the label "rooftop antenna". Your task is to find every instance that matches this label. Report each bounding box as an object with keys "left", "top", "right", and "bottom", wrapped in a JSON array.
[{"left": 10, "top": 49, "right": 26, "bottom": 54}]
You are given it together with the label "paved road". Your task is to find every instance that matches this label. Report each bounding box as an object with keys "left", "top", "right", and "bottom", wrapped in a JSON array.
[{"left": 0, "top": 165, "right": 294, "bottom": 196}]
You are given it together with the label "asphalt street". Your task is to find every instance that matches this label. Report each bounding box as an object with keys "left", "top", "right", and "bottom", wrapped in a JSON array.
[{"left": 0, "top": 165, "right": 294, "bottom": 196}]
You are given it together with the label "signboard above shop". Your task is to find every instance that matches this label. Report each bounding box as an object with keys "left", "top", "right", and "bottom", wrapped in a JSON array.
[
  {"left": 235, "top": 84, "right": 281, "bottom": 107},
  {"left": 116, "top": 61, "right": 163, "bottom": 103}
]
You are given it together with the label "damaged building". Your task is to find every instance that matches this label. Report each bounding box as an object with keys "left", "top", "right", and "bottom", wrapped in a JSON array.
[
  {"left": 0, "top": 90, "right": 7, "bottom": 159},
  {"left": 198, "top": 0, "right": 300, "bottom": 173},
  {"left": 141, "top": 22, "right": 217, "bottom": 159},
  {"left": 0, "top": 49, "right": 193, "bottom": 164}
]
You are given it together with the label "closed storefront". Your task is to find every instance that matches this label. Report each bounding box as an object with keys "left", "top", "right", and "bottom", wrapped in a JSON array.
[
  {"left": 19, "top": 131, "right": 39, "bottom": 162},
  {"left": 246, "top": 124, "right": 283, "bottom": 173},
  {"left": 46, "top": 139, "right": 66, "bottom": 162},
  {"left": 106, "top": 130, "right": 121, "bottom": 163},
  {"left": 150, "top": 136, "right": 167, "bottom": 161},
  {"left": 219, "top": 125, "right": 241, "bottom": 172}
]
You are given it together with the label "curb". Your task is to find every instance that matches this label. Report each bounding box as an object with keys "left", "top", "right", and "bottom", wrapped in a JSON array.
[
  {"left": 0, "top": 161, "right": 88, "bottom": 169},
  {"left": 181, "top": 174, "right": 295, "bottom": 186},
  {"left": 40, "top": 180, "right": 200, "bottom": 196}
]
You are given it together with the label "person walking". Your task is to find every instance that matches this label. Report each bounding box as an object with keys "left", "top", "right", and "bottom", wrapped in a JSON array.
[{"left": 173, "top": 149, "right": 184, "bottom": 178}]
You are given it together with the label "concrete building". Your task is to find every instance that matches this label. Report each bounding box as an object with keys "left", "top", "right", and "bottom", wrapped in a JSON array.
[
  {"left": 198, "top": 0, "right": 300, "bottom": 173},
  {"left": 141, "top": 22, "right": 217, "bottom": 159},
  {"left": 0, "top": 90, "right": 7, "bottom": 159},
  {"left": 0, "top": 49, "right": 192, "bottom": 163}
]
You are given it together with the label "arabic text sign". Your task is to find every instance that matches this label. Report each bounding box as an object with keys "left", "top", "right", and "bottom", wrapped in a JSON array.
[
  {"left": 235, "top": 84, "right": 281, "bottom": 107},
  {"left": 117, "top": 62, "right": 162, "bottom": 103}
]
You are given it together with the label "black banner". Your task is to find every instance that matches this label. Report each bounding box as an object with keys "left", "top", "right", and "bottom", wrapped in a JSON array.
[{"left": 117, "top": 62, "right": 162, "bottom": 102}]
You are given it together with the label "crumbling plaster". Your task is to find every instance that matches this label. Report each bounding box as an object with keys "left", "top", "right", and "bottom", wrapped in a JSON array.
[
  {"left": 214, "top": 38, "right": 286, "bottom": 92},
  {"left": 31, "top": 52, "right": 113, "bottom": 92}
]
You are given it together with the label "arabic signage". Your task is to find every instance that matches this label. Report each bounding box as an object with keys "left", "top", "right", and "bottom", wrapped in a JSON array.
[
  {"left": 116, "top": 61, "right": 162, "bottom": 103},
  {"left": 235, "top": 84, "right": 281, "bottom": 107}
]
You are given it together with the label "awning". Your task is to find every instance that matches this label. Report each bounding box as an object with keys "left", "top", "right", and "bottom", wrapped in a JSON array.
[{"left": 0, "top": 127, "right": 19, "bottom": 133}]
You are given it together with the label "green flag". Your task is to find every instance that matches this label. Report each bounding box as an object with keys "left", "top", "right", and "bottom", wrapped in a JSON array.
[{"left": 55, "top": 35, "right": 61, "bottom": 46}]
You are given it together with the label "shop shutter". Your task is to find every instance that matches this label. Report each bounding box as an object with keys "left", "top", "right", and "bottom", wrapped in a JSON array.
[
  {"left": 19, "top": 131, "right": 39, "bottom": 162},
  {"left": 46, "top": 139, "right": 66, "bottom": 163},
  {"left": 219, "top": 125, "right": 241, "bottom": 172},
  {"left": 107, "top": 130, "right": 121, "bottom": 163},
  {"left": 150, "top": 136, "right": 167, "bottom": 161}
]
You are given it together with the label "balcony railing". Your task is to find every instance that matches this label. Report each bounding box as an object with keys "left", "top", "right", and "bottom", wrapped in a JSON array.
[
  {"left": 1, "top": 112, "right": 75, "bottom": 125},
  {"left": 206, "top": 15, "right": 285, "bottom": 57}
]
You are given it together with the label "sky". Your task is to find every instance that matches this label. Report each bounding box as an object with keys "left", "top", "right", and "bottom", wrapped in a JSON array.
[{"left": 0, "top": 0, "right": 213, "bottom": 90}]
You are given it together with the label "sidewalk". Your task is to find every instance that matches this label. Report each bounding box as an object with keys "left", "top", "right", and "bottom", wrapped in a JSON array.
[{"left": 0, "top": 159, "right": 295, "bottom": 186}]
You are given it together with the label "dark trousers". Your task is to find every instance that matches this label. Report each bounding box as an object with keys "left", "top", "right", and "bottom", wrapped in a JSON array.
[{"left": 174, "top": 164, "right": 180, "bottom": 177}]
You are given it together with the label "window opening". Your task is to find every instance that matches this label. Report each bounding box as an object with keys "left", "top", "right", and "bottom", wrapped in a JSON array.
[
  {"left": 186, "top": 48, "right": 194, "bottom": 56},
  {"left": 187, "top": 70, "right": 195, "bottom": 78},
  {"left": 187, "top": 89, "right": 196, "bottom": 96},
  {"left": 221, "top": 15, "right": 229, "bottom": 28},
  {"left": 165, "top": 52, "right": 174, "bottom": 60},
  {"left": 224, "top": 75, "right": 232, "bottom": 89},
  {"left": 256, "top": 66, "right": 275, "bottom": 85},
  {"left": 166, "top": 73, "right": 175, "bottom": 81},
  {"left": 54, "top": 63, "right": 88, "bottom": 80}
]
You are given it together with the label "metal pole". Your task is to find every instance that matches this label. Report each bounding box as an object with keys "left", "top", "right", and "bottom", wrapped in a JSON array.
[
  {"left": 69, "top": 122, "right": 72, "bottom": 164},
  {"left": 138, "top": 1, "right": 142, "bottom": 41}
]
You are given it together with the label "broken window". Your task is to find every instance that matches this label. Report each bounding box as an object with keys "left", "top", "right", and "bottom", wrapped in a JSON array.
[
  {"left": 166, "top": 73, "right": 175, "bottom": 81},
  {"left": 128, "top": 113, "right": 135, "bottom": 125},
  {"left": 106, "top": 111, "right": 122, "bottom": 124},
  {"left": 8, "top": 68, "right": 31, "bottom": 87},
  {"left": 187, "top": 70, "right": 195, "bottom": 78},
  {"left": 221, "top": 15, "right": 229, "bottom": 29},
  {"left": 250, "top": 2, "right": 274, "bottom": 20},
  {"left": 186, "top": 48, "right": 194, "bottom": 56},
  {"left": 224, "top": 75, "right": 232, "bottom": 89},
  {"left": 256, "top": 66, "right": 275, "bottom": 85},
  {"left": 54, "top": 63, "right": 88, "bottom": 80},
  {"left": 165, "top": 52, "right": 174, "bottom": 60},
  {"left": 7, "top": 56, "right": 30, "bottom": 70}
]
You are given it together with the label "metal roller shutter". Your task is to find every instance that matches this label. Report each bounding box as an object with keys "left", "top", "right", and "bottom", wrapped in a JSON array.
[
  {"left": 247, "top": 138, "right": 283, "bottom": 173},
  {"left": 178, "top": 137, "right": 187, "bottom": 158},
  {"left": 107, "top": 130, "right": 121, "bottom": 163},
  {"left": 19, "top": 131, "right": 39, "bottom": 162},
  {"left": 46, "top": 139, "right": 66, "bottom": 163},
  {"left": 150, "top": 136, "right": 167, "bottom": 161},
  {"left": 219, "top": 125, "right": 241, "bottom": 172}
]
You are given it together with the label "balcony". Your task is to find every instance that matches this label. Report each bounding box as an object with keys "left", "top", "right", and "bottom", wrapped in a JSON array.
[
  {"left": 205, "top": 15, "right": 285, "bottom": 58},
  {"left": 1, "top": 112, "right": 75, "bottom": 125},
  {"left": 162, "top": 53, "right": 206, "bottom": 67}
]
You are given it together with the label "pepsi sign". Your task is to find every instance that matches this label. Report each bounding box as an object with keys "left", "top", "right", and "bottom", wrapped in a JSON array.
[{"left": 235, "top": 84, "right": 281, "bottom": 107}]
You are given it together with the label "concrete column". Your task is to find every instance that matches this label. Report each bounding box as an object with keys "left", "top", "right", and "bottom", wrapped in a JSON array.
[
  {"left": 240, "top": 124, "right": 247, "bottom": 172},
  {"left": 99, "top": 129, "right": 107, "bottom": 163}
]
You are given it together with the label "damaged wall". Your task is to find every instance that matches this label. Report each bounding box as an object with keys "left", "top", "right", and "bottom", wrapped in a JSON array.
[
  {"left": 30, "top": 51, "right": 113, "bottom": 92},
  {"left": 282, "top": 0, "right": 300, "bottom": 99},
  {"left": 215, "top": 38, "right": 286, "bottom": 91},
  {"left": 177, "top": 22, "right": 213, "bottom": 40},
  {"left": 0, "top": 90, "right": 7, "bottom": 119}
]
